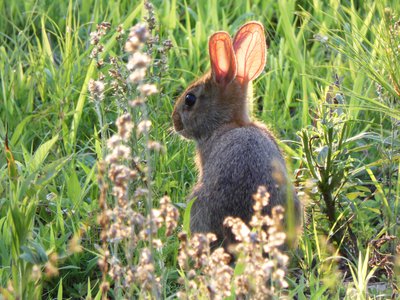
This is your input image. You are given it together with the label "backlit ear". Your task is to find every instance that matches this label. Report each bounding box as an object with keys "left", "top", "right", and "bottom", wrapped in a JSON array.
[
  {"left": 209, "top": 31, "right": 237, "bottom": 86},
  {"left": 233, "top": 21, "right": 266, "bottom": 85}
]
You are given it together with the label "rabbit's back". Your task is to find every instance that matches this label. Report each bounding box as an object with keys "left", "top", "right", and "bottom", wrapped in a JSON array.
[{"left": 190, "top": 123, "right": 294, "bottom": 244}]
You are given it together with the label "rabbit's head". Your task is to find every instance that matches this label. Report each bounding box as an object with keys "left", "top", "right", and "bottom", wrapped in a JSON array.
[{"left": 172, "top": 22, "right": 267, "bottom": 141}]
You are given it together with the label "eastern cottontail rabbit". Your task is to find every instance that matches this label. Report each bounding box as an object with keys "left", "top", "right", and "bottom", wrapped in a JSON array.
[{"left": 172, "top": 21, "right": 302, "bottom": 249}]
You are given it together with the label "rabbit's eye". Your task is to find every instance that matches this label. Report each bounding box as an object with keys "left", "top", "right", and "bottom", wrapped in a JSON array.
[{"left": 185, "top": 93, "right": 196, "bottom": 107}]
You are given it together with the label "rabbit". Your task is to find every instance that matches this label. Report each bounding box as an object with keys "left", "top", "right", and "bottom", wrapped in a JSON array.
[{"left": 172, "top": 21, "right": 302, "bottom": 251}]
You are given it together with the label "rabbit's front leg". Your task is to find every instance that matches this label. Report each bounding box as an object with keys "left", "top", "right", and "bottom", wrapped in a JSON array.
[{"left": 188, "top": 184, "right": 211, "bottom": 234}]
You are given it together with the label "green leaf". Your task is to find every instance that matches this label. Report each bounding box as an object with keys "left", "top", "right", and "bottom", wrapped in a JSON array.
[
  {"left": 35, "top": 156, "right": 70, "bottom": 186},
  {"left": 94, "top": 287, "right": 103, "bottom": 300},
  {"left": 19, "top": 242, "right": 47, "bottom": 265},
  {"left": 182, "top": 197, "right": 196, "bottom": 235},
  {"left": 57, "top": 278, "right": 63, "bottom": 300},
  {"left": 28, "top": 134, "right": 59, "bottom": 173},
  {"left": 67, "top": 171, "right": 81, "bottom": 206},
  {"left": 346, "top": 192, "right": 364, "bottom": 201},
  {"left": 0, "top": 198, "right": 6, "bottom": 209},
  {"left": 58, "top": 265, "right": 81, "bottom": 270},
  {"left": 33, "top": 241, "right": 48, "bottom": 263},
  {"left": 233, "top": 257, "right": 245, "bottom": 276},
  {"left": 19, "top": 246, "right": 36, "bottom": 264},
  {"left": 365, "top": 207, "right": 381, "bottom": 214},
  {"left": 354, "top": 185, "right": 371, "bottom": 193},
  {"left": 10, "top": 115, "right": 34, "bottom": 146},
  {"left": 41, "top": 16, "right": 54, "bottom": 65},
  {"left": 86, "top": 277, "right": 92, "bottom": 300},
  {"left": 316, "top": 146, "right": 329, "bottom": 166}
]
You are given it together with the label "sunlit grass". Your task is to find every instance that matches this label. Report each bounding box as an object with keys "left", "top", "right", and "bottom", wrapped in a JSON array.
[{"left": 0, "top": 0, "right": 399, "bottom": 298}]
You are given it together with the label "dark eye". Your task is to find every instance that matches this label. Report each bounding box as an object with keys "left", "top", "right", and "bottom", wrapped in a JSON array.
[{"left": 185, "top": 93, "right": 196, "bottom": 107}]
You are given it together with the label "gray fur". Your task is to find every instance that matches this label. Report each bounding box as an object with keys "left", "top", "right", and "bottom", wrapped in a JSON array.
[{"left": 190, "top": 123, "right": 301, "bottom": 248}]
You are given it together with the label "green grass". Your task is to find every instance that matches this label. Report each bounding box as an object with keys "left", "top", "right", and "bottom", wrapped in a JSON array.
[{"left": 1, "top": 0, "right": 399, "bottom": 298}]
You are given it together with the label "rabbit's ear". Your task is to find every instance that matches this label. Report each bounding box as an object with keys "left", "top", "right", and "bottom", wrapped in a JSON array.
[
  {"left": 209, "top": 31, "right": 237, "bottom": 86},
  {"left": 233, "top": 21, "right": 266, "bottom": 85}
]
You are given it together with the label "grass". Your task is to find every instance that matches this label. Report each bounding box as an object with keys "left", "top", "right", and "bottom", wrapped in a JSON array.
[{"left": 0, "top": 0, "right": 399, "bottom": 298}]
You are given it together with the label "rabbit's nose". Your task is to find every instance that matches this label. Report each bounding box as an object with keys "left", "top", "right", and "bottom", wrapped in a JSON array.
[{"left": 172, "top": 110, "right": 184, "bottom": 131}]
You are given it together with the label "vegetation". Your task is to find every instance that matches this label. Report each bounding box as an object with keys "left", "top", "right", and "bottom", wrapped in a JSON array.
[{"left": 0, "top": 0, "right": 399, "bottom": 298}]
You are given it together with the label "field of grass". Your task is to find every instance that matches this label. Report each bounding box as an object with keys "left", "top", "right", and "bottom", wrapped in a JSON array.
[{"left": 1, "top": 0, "right": 399, "bottom": 299}]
